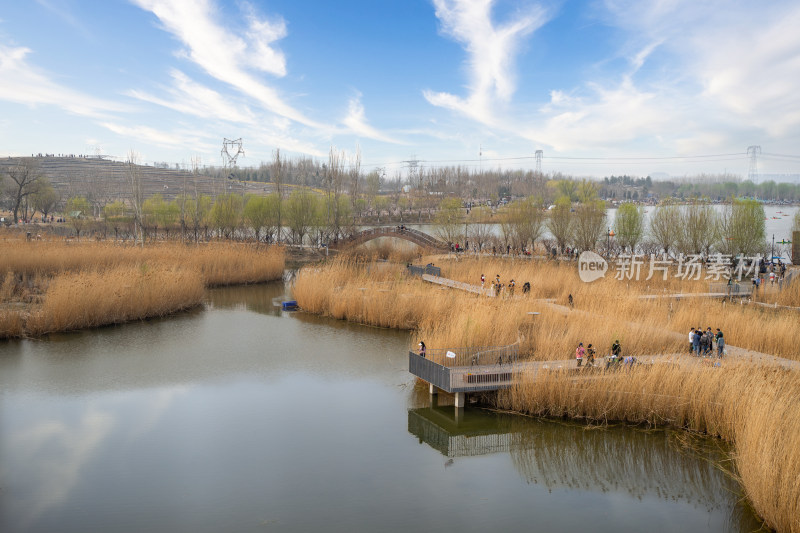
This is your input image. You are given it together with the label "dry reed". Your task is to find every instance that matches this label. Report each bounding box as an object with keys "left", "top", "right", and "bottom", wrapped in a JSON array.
[
  {"left": 0, "top": 240, "right": 285, "bottom": 338},
  {"left": 294, "top": 254, "right": 800, "bottom": 531},
  {"left": 498, "top": 362, "right": 800, "bottom": 533},
  {"left": 24, "top": 265, "right": 205, "bottom": 335},
  {"left": 0, "top": 240, "right": 285, "bottom": 286}
]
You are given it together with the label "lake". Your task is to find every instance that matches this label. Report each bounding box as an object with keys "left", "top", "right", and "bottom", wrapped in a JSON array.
[{"left": 0, "top": 282, "right": 763, "bottom": 532}]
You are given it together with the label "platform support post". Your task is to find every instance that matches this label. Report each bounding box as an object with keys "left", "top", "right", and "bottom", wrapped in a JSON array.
[{"left": 454, "top": 391, "right": 466, "bottom": 408}]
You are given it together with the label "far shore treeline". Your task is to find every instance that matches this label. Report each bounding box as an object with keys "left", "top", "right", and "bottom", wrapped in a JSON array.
[{"left": 1, "top": 153, "right": 799, "bottom": 253}]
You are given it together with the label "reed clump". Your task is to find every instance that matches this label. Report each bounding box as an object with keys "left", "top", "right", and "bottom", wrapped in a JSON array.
[
  {"left": 442, "top": 257, "right": 800, "bottom": 359},
  {"left": 24, "top": 265, "right": 205, "bottom": 335},
  {"left": 295, "top": 256, "right": 800, "bottom": 531},
  {"left": 498, "top": 362, "right": 800, "bottom": 533},
  {"left": 0, "top": 239, "right": 285, "bottom": 338},
  {"left": 0, "top": 240, "right": 285, "bottom": 286}
]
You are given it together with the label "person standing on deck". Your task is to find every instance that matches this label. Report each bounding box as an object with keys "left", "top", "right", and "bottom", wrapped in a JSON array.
[
  {"left": 611, "top": 340, "right": 621, "bottom": 359},
  {"left": 576, "top": 343, "right": 585, "bottom": 367},
  {"left": 418, "top": 341, "right": 426, "bottom": 358}
]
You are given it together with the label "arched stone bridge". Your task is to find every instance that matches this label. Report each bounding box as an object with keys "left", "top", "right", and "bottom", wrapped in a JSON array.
[{"left": 330, "top": 226, "right": 449, "bottom": 250}]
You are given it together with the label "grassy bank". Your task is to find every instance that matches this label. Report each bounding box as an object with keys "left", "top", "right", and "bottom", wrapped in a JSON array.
[
  {"left": 293, "top": 254, "right": 800, "bottom": 532},
  {"left": 0, "top": 240, "right": 285, "bottom": 338}
]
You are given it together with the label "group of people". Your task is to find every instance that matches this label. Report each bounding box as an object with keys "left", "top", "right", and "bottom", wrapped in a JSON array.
[
  {"left": 481, "top": 274, "right": 531, "bottom": 298},
  {"left": 689, "top": 327, "right": 725, "bottom": 357},
  {"left": 575, "top": 340, "right": 624, "bottom": 368}
]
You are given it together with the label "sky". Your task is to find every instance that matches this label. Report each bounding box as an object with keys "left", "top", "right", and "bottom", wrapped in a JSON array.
[{"left": 2, "top": 0, "right": 800, "bottom": 179}]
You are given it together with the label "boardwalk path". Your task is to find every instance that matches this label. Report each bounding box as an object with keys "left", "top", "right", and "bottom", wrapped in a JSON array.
[{"left": 420, "top": 274, "right": 800, "bottom": 371}]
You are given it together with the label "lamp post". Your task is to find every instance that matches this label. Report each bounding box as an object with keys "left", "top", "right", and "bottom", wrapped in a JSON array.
[{"left": 606, "top": 228, "right": 615, "bottom": 257}]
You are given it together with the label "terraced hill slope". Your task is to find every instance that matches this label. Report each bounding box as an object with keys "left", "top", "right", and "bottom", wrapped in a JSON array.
[{"left": 0, "top": 156, "right": 272, "bottom": 203}]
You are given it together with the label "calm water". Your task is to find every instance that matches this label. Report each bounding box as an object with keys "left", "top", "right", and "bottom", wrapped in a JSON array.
[{"left": 0, "top": 282, "right": 762, "bottom": 532}]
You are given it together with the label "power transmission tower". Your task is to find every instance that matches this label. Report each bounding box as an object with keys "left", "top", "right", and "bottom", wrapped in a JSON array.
[
  {"left": 747, "top": 145, "right": 761, "bottom": 183},
  {"left": 220, "top": 138, "right": 245, "bottom": 197},
  {"left": 535, "top": 150, "right": 543, "bottom": 174},
  {"left": 402, "top": 155, "right": 421, "bottom": 189}
]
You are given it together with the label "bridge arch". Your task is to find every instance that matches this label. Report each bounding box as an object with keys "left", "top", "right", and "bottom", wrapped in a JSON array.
[{"left": 329, "top": 226, "right": 448, "bottom": 251}]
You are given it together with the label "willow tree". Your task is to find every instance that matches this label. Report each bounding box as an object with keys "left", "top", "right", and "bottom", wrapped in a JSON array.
[
  {"left": 435, "top": 197, "right": 463, "bottom": 244},
  {"left": 717, "top": 198, "right": 765, "bottom": 257},
  {"left": 677, "top": 199, "right": 718, "bottom": 256},
  {"left": 649, "top": 200, "right": 682, "bottom": 256},
  {"left": 211, "top": 193, "right": 243, "bottom": 239},
  {"left": 613, "top": 202, "right": 645, "bottom": 252},
  {"left": 243, "top": 194, "right": 279, "bottom": 243},
  {"left": 467, "top": 205, "right": 493, "bottom": 251},
  {"left": 30, "top": 178, "right": 59, "bottom": 221},
  {"left": 508, "top": 196, "right": 546, "bottom": 250},
  {"left": 285, "top": 189, "right": 321, "bottom": 244},
  {"left": 572, "top": 199, "right": 607, "bottom": 252},
  {"left": 66, "top": 196, "right": 91, "bottom": 238},
  {"left": 546, "top": 196, "right": 573, "bottom": 253}
]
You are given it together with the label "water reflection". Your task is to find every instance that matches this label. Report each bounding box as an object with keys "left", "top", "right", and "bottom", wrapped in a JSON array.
[
  {"left": 206, "top": 282, "right": 287, "bottom": 316},
  {"left": 408, "top": 402, "right": 762, "bottom": 532}
]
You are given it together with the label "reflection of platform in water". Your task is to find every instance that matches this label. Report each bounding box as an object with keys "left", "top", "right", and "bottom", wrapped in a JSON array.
[
  {"left": 408, "top": 405, "right": 514, "bottom": 458},
  {"left": 407, "top": 403, "right": 756, "bottom": 522}
]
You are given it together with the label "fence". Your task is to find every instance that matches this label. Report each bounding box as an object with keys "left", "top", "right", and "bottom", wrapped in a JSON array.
[
  {"left": 420, "top": 345, "right": 518, "bottom": 368},
  {"left": 708, "top": 282, "right": 753, "bottom": 296},
  {"left": 408, "top": 264, "right": 441, "bottom": 277},
  {"left": 409, "top": 344, "right": 520, "bottom": 393}
]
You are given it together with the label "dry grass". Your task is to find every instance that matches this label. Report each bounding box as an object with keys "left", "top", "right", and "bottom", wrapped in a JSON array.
[
  {"left": 498, "top": 362, "right": 800, "bottom": 533},
  {"left": 294, "top": 254, "right": 800, "bottom": 531},
  {"left": 0, "top": 240, "right": 285, "bottom": 286},
  {"left": 24, "top": 265, "right": 205, "bottom": 335},
  {"left": 442, "top": 257, "right": 800, "bottom": 359},
  {"left": 293, "top": 257, "right": 800, "bottom": 360},
  {"left": 0, "top": 239, "right": 285, "bottom": 338}
]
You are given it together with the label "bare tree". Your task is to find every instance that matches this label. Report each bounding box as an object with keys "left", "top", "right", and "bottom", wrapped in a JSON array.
[
  {"left": 272, "top": 149, "right": 284, "bottom": 242},
  {"left": 126, "top": 151, "right": 145, "bottom": 247},
  {"left": 4, "top": 159, "right": 42, "bottom": 223}
]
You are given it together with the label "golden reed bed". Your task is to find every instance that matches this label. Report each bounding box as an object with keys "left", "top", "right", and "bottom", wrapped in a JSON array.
[
  {"left": 0, "top": 240, "right": 285, "bottom": 337},
  {"left": 293, "top": 256, "right": 800, "bottom": 532}
]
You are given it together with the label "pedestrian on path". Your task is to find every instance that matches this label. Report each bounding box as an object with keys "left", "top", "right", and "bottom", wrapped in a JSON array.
[
  {"left": 715, "top": 329, "right": 725, "bottom": 358},
  {"left": 576, "top": 343, "right": 585, "bottom": 367},
  {"left": 586, "top": 344, "right": 596, "bottom": 367}
]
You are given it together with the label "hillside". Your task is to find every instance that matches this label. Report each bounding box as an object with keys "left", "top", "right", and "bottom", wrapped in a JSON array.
[{"left": 0, "top": 156, "right": 272, "bottom": 203}]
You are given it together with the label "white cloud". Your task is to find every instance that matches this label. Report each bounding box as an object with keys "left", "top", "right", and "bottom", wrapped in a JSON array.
[
  {"left": 132, "top": 0, "right": 323, "bottom": 128},
  {"left": 128, "top": 69, "right": 255, "bottom": 124},
  {"left": 100, "top": 121, "right": 215, "bottom": 151},
  {"left": 342, "top": 93, "right": 404, "bottom": 144},
  {"left": 0, "top": 44, "right": 126, "bottom": 118},
  {"left": 424, "top": 0, "right": 548, "bottom": 122}
]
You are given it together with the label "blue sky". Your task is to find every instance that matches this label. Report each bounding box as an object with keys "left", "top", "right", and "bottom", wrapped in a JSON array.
[{"left": 2, "top": 0, "right": 800, "bottom": 179}]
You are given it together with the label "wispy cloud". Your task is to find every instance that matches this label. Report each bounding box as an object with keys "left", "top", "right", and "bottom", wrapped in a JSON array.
[
  {"left": 35, "top": 0, "right": 93, "bottom": 39},
  {"left": 100, "top": 121, "right": 216, "bottom": 151},
  {"left": 342, "top": 93, "right": 404, "bottom": 144},
  {"left": 127, "top": 69, "right": 255, "bottom": 124},
  {"left": 0, "top": 44, "right": 126, "bottom": 118},
  {"left": 132, "top": 0, "right": 323, "bottom": 129},
  {"left": 424, "top": 0, "right": 548, "bottom": 123}
]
